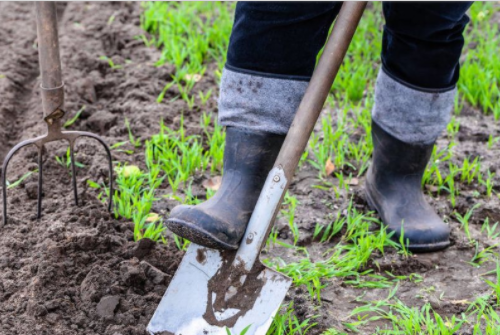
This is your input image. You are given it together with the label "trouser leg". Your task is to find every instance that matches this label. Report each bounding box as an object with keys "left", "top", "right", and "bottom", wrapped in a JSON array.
[
  {"left": 169, "top": 3, "right": 344, "bottom": 249},
  {"left": 219, "top": 2, "right": 342, "bottom": 135},
  {"left": 366, "top": 2, "right": 474, "bottom": 252},
  {"left": 374, "top": 2, "right": 473, "bottom": 144}
]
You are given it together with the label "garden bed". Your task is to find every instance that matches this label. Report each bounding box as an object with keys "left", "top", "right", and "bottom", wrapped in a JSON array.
[{"left": 0, "top": 2, "right": 499, "bottom": 335}]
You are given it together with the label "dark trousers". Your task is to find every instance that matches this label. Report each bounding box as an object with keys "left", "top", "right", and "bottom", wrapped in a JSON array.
[{"left": 226, "top": 2, "right": 473, "bottom": 90}]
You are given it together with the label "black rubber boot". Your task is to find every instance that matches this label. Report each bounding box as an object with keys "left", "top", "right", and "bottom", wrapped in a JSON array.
[
  {"left": 166, "top": 127, "right": 285, "bottom": 250},
  {"left": 365, "top": 121, "right": 450, "bottom": 252}
]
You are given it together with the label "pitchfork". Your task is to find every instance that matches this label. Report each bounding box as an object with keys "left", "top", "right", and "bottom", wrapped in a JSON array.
[{"left": 1, "top": 2, "right": 113, "bottom": 225}]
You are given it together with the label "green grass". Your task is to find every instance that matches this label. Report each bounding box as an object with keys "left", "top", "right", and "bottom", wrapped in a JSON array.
[
  {"left": 349, "top": 287, "right": 500, "bottom": 335},
  {"left": 6, "top": 170, "right": 37, "bottom": 189},
  {"left": 266, "top": 201, "right": 399, "bottom": 302},
  {"left": 111, "top": 113, "right": 224, "bottom": 242},
  {"left": 141, "top": 1, "right": 234, "bottom": 101},
  {"left": 459, "top": 3, "right": 500, "bottom": 119},
  {"left": 267, "top": 303, "right": 318, "bottom": 335}
]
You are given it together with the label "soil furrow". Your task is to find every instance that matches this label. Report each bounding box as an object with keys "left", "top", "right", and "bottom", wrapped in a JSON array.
[{"left": 0, "top": 2, "right": 40, "bottom": 161}]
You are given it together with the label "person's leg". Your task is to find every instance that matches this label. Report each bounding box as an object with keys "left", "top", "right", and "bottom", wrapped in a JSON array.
[
  {"left": 366, "top": 2, "right": 473, "bottom": 252},
  {"left": 167, "top": 2, "right": 342, "bottom": 250}
]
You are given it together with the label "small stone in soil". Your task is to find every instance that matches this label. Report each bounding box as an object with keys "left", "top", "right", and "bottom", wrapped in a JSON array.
[{"left": 96, "top": 295, "right": 120, "bottom": 318}]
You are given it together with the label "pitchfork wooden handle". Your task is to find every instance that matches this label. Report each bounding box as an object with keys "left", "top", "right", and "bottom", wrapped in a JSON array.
[{"left": 35, "top": 2, "right": 65, "bottom": 120}]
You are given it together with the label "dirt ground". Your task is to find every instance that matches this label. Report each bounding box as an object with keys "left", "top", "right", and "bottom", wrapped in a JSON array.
[{"left": 0, "top": 2, "right": 499, "bottom": 335}]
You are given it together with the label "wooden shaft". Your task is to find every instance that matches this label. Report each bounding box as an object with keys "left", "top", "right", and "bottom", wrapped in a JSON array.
[
  {"left": 275, "top": 1, "right": 367, "bottom": 180},
  {"left": 260, "top": 2, "right": 366, "bottom": 247},
  {"left": 36, "top": 2, "right": 63, "bottom": 89},
  {"left": 35, "top": 2, "right": 65, "bottom": 119}
]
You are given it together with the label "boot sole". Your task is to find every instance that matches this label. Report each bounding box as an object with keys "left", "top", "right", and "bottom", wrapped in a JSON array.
[
  {"left": 364, "top": 181, "right": 450, "bottom": 253},
  {"left": 166, "top": 218, "right": 239, "bottom": 251}
]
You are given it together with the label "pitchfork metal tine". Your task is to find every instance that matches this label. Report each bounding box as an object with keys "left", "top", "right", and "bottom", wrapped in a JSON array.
[
  {"left": 69, "top": 141, "right": 78, "bottom": 206},
  {"left": 37, "top": 145, "right": 43, "bottom": 219},
  {"left": 72, "top": 132, "right": 114, "bottom": 212},
  {"left": 2, "top": 138, "right": 40, "bottom": 226}
]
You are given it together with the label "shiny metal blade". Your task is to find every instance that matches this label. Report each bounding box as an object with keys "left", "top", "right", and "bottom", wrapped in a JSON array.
[{"left": 147, "top": 243, "right": 291, "bottom": 335}]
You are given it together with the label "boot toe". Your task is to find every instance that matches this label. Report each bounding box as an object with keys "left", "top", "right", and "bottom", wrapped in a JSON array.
[
  {"left": 392, "top": 221, "right": 450, "bottom": 253},
  {"left": 166, "top": 205, "right": 240, "bottom": 250}
]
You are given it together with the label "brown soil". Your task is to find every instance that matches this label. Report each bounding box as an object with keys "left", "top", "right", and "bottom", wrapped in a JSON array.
[{"left": 1, "top": 2, "right": 499, "bottom": 335}]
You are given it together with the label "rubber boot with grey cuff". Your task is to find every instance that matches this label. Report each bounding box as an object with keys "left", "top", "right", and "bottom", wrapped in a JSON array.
[
  {"left": 166, "top": 127, "right": 285, "bottom": 250},
  {"left": 365, "top": 120, "right": 450, "bottom": 252}
]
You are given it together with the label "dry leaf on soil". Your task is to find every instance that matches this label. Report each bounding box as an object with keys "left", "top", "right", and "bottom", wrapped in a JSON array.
[
  {"left": 185, "top": 73, "right": 202, "bottom": 82},
  {"left": 202, "top": 176, "right": 222, "bottom": 191},
  {"left": 325, "top": 158, "right": 335, "bottom": 176},
  {"left": 146, "top": 213, "right": 160, "bottom": 222}
]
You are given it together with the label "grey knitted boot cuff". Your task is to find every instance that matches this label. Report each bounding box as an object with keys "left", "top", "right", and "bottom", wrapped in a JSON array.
[
  {"left": 372, "top": 68, "right": 456, "bottom": 145},
  {"left": 218, "top": 67, "right": 309, "bottom": 135}
]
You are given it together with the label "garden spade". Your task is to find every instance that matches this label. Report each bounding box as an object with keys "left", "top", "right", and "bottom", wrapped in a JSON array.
[
  {"left": 1, "top": 2, "right": 113, "bottom": 225},
  {"left": 147, "top": 2, "right": 366, "bottom": 334}
]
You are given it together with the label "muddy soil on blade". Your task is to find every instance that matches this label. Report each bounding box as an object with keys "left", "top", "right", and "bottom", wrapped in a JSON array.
[{"left": 1, "top": 2, "right": 500, "bottom": 335}]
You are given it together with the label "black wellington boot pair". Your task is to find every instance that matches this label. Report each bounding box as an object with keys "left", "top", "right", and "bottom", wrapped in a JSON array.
[{"left": 166, "top": 123, "right": 449, "bottom": 252}]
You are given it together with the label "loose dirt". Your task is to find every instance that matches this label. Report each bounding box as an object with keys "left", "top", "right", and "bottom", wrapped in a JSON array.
[{"left": 0, "top": 2, "right": 499, "bottom": 335}]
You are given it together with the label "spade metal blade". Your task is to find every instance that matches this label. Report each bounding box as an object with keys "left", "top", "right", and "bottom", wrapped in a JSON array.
[{"left": 147, "top": 243, "right": 291, "bottom": 335}]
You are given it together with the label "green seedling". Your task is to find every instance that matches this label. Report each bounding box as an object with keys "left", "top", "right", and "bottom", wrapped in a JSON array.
[
  {"left": 157, "top": 81, "right": 176, "bottom": 104},
  {"left": 198, "top": 89, "right": 212, "bottom": 105},
  {"left": 225, "top": 325, "right": 251, "bottom": 335},
  {"left": 398, "top": 221, "right": 411, "bottom": 258},
  {"left": 454, "top": 203, "right": 481, "bottom": 243},
  {"left": 135, "top": 33, "right": 155, "bottom": 48},
  {"left": 460, "top": 156, "right": 481, "bottom": 185},
  {"left": 63, "top": 105, "right": 86, "bottom": 128},
  {"left": 487, "top": 134, "right": 500, "bottom": 149},
  {"left": 266, "top": 302, "right": 318, "bottom": 335},
  {"left": 110, "top": 141, "right": 134, "bottom": 154},
  {"left": 173, "top": 233, "right": 190, "bottom": 251},
  {"left": 321, "top": 329, "right": 347, "bottom": 335},
  {"left": 134, "top": 213, "right": 167, "bottom": 242},
  {"left": 446, "top": 115, "right": 460, "bottom": 138},
  {"left": 99, "top": 55, "right": 122, "bottom": 69},
  {"left": 125, "top": 118, "right": 141, "bottom": 148},
  {"left": 313, "top": 210, "right": 346, "bottom": 243},
  {"left": 6, "top": 170, "right": 37, "bottom": 189},
  {"left": 107, "top": 13, "right": 116, "bottom": 26},
  {"left": 469, "top": 241, "right": 499, "bottom": 266},
  {"left": 55, "top": 147, "right": 85, "bottom": 171},
  {"left": 482, "top": 261, "right": 500, "bottom": 306},
  {"left": 480, "top": 170, "right": 495, "bottom": 198},
  {"left": 481, "top": 217, "right": 500, "bottom": 240},
  {"left": 281, "top": 193, "right": 300, "bottom": 245},
  {"left": 86, "top": 179, "right": 110, "bottom": 205}
]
